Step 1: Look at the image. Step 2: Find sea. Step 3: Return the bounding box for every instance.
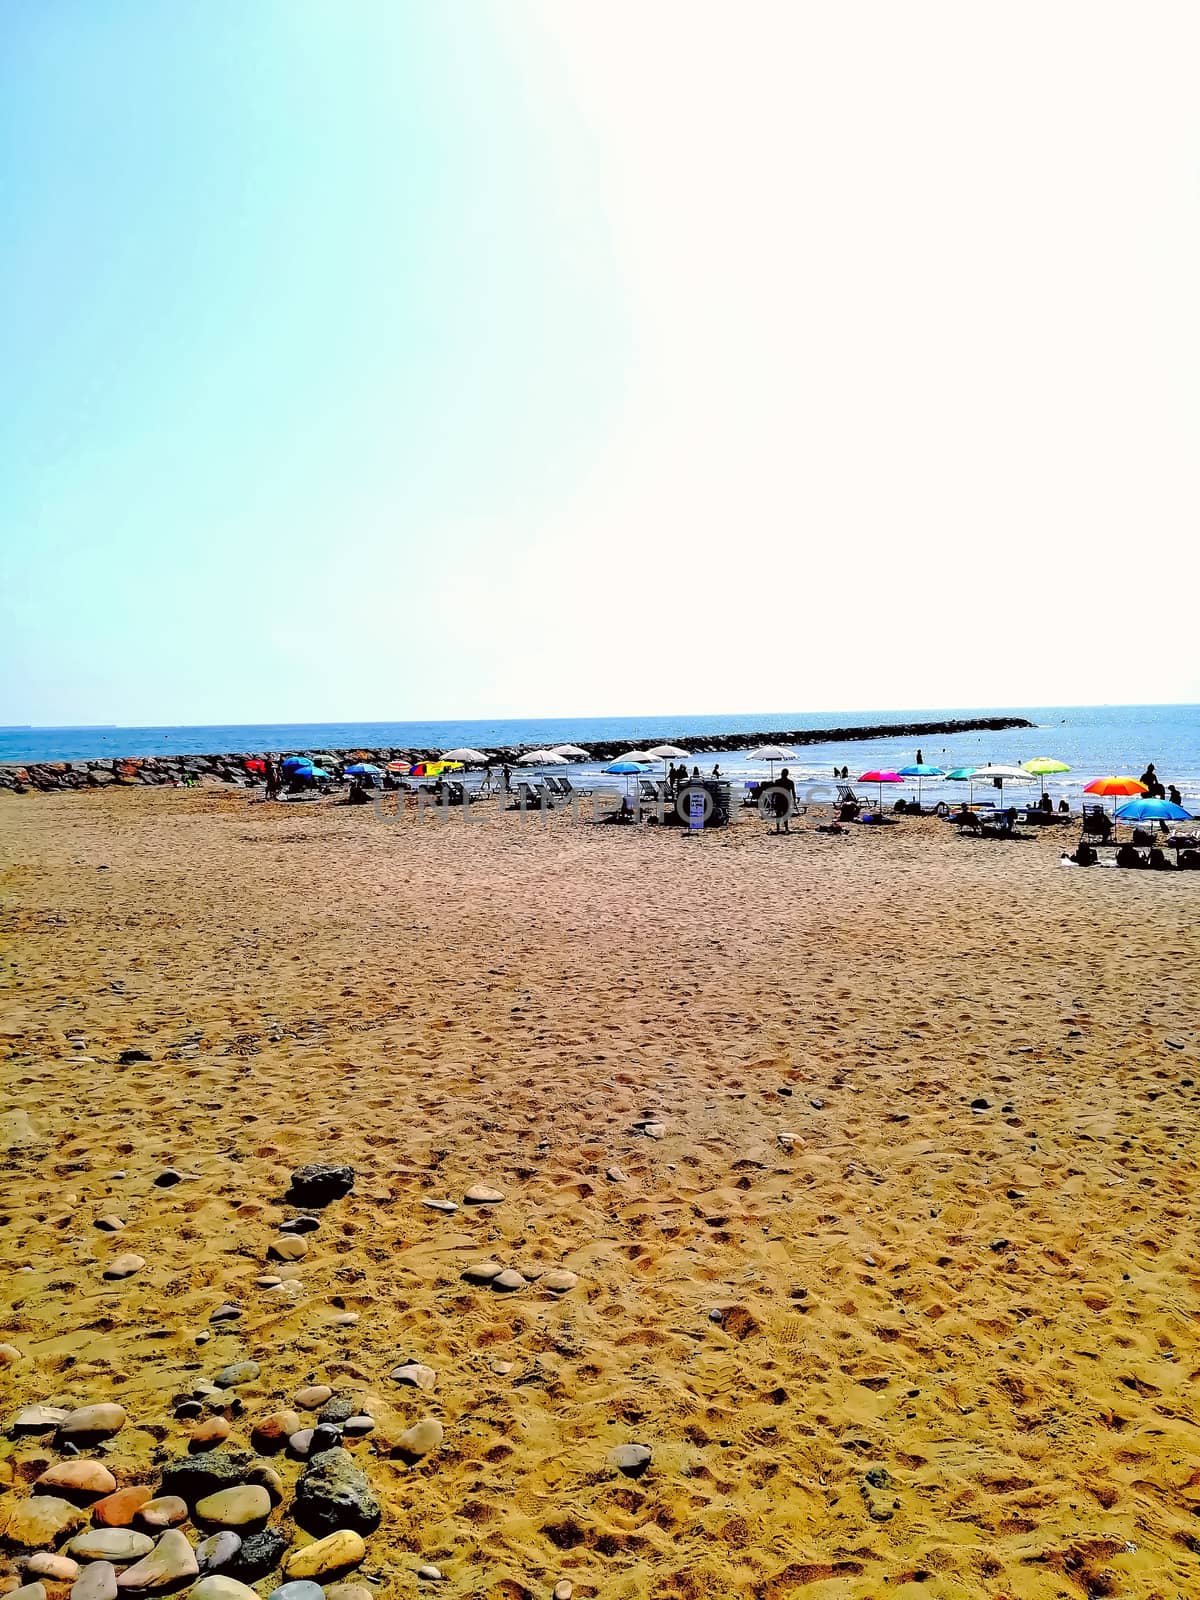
[2,704,1197,807]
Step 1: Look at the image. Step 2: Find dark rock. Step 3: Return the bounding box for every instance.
[279,1216,320,1234]
[118,1050,152,1064]
[286,1165,354,1207]
[309,1424,342,1454]
[317,1397,354,1426]
[161,1448,254,1503]
[293,1449,381,1536]
[226,1527,290,1583]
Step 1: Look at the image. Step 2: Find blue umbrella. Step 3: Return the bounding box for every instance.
[1113,797,1192,823]
[282,756,313,772]
[345,762,382,776]
[604,761,649,774]
[897,763,944,809]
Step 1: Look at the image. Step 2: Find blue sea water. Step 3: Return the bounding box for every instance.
[3,704,1198,805]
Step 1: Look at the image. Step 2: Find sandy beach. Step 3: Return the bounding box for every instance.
[2,786,1199,1600]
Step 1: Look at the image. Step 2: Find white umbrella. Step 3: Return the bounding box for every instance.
[972,764,1033,807]
[551,744,590,760]
[614,750,656,764]
[518,749,567,765]
[749,744,797,780]
[646,744,691,760]
[442,747,488,764]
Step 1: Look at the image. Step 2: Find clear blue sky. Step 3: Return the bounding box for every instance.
[3,3,1197,725]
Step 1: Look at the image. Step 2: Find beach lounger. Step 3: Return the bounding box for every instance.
[1081,803,1112,842]
[512,780,552,810]
[558,775,592,798]
[639,779,668,805]
[836,784,865,810]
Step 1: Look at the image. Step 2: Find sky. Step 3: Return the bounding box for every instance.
[2,1,1197,726]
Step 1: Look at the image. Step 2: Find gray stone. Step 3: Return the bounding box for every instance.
[292,1387,332,1410]
[609,1442,652,1477]
[317,1396,353,1425]
[293,1448,381,1536]
[279,1216,320,1234]
[209,1305,242,1323]
[188,1580,259,1600]
[72,1563,118,1600]
[213,1362,259,1390]
[420,1199,457,1213]
[13,1404,69,1431]
[287,1430,315,1459]
[342,1416,373,1437]
[59,1403,127,1440]
[390,1362,436,1391]
[102,1254,145,1280]
[492,1268,526,1291]
[115,1528,198,1591]
[195,1533,242,1575]
[542,1269,579,1292]
[308,1424,341,1455]
[461,1261,503,1283]
[463,1184,503,1204]
[268,1586,323,1600]
[8,1583,48,1600]
[70,1530,156,1563]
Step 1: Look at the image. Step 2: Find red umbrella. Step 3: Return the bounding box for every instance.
[859,770,904,809]
[244,759,266,774]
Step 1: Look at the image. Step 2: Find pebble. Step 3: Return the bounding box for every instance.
[542,1269,579,1292]
[970,1097,990,1111]
[251,1411,301,1452]
[287,1430,315,1459]
[36,1460,117,1498]
[13,1404,68,1430]
[209,1304,242,1323]
[293,1386,333,1410]
[118,1049,152,1063]
[279,1216,320,1234]
[416,1568,442,1583]
[153,1169,186,1187]
[101,1254,144,1280]
[641,1122,666,1139]
[267,1236,308,1262]
[213,1361,260,1389]
[608,1443,652,1477]
[92,1488,153,1528]
[8,1584,47,1600]
[324,1586,373,1600]
[282,1530,365,1581]
[318,1397,354,1425]
[70,1530,156,1563]
[395,1417,443,1459]
[0,1341,22,1363]
[461,1261,503,1283]
[189,1418,231,1450]
[270,1586,323,1600]
[492,1268,526,1292]
[95,1217,125,1232]
[115,1529,198,1591]
[194,1486,271,1527]
[488,1360,513,1377]
[59,1404,127,1440]
[391,1362,436,1390]
[342,1415,374,1436]
[463,1184,504,1204]
[293,1448,381,1536]
[421,1199,457,1213]
[137,1497,188,1530]
[71,1564,117,1600]
[25,1555,78,1582]
[606,1166,626,1183]
[256,1276,282,1289]
[330,1312,358,1327]
[309,1424,342,1454]
[194,1533,243,1575]
[554,1584,572,1600]
[189,1580,260,1600]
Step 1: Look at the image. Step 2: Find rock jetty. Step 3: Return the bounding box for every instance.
[0,717,1031,794]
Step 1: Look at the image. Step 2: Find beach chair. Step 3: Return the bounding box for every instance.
[1081,803,1111,842]
[639,778,668,805]
[558,775,592,798]
[542,775,570,798]
[512,780,552,810]
[836,784,865,810]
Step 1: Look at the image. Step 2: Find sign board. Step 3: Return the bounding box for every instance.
[688,790,705,832]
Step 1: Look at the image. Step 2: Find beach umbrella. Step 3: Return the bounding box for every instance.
[646,744,691,760]
[551,744,590,760]
[1023,757,1070,777]
[1084,775,1148,814]
[442,747,489,764]
[971,764,1033,807]
[281,756,313,773]
[604,758,648,796]
[1113,797,1191,824]
[385,760,411,773]
[518,750,567,765]
[244,758,266,774]
[345,762,382,777]
[614,750,656,764]
[750,744,797,780]
[859,769,904,808]
[944,765,982,805]
[897,762,944,807]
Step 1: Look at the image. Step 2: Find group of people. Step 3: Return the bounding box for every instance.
[1139,763,1183,805]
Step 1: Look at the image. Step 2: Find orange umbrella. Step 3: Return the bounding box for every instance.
[1084,777,1147,796]
[1084,776,1147,813]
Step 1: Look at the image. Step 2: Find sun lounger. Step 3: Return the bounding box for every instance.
[512,780,552,809]
[1081,803,1112,841]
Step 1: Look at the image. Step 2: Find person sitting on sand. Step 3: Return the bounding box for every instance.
[1148,847,1171,870]
[1058,798,1070,813]
[1115,841,1145,869]
[1039,791,1053,813]
[1067,840,1098,866]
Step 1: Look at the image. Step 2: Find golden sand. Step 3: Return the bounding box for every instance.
[2,787,1199,1599]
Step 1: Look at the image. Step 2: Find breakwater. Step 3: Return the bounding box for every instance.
[0,716,1032,793]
